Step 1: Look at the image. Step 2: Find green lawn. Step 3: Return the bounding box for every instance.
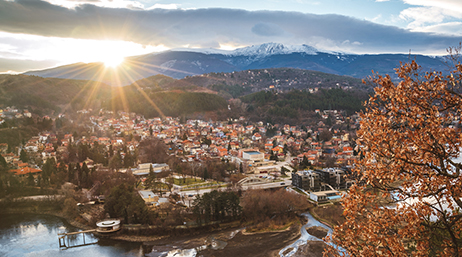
[173,177,205,186]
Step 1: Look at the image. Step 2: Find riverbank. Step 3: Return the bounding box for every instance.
[0,196,335,256]
[1,207,94,231]
[0,201,306,256]
[140,217,304,257]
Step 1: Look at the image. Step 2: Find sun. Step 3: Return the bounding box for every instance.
[103,56,124,68]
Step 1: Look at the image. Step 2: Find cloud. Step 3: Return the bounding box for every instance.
[251,22,285,36]
[0,0,461,55]
[399,0,462,34]
[147,3,179,10]
[403,0,462,13]
[43,0,145,9]
[416,21,462,35]
[0,58,58,74]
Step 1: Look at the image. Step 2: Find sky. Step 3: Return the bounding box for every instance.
[1,0,462,73]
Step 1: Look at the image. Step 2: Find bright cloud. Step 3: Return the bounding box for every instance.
[403,0,462,12]
[44,0,145,9]
[400,0,462,33]
[0,31,168,64]
[416,21,462,36]
[147,3,180,10]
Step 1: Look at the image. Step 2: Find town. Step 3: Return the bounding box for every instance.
[1,105,360,207]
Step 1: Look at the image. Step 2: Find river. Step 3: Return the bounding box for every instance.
[0,213,147,257]
[0,212,338,257]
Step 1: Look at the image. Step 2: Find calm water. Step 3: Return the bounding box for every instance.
[0,213,148,257]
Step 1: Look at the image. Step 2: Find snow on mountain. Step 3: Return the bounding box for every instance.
[169,48,232,55]
[23,42,448,85]
[228,43,318,57]
[169,43,318,57]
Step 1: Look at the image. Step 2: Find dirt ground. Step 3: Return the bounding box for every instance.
[143,222,302,257]
[293,241,328,257]
[306,226,328,239]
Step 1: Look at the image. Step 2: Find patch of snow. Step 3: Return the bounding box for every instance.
[229,43,318,57]
[170,48,232,55]
[160,60,176,71]
[192,61,205,71]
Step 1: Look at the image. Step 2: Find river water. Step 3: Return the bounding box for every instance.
[0,213,147,257]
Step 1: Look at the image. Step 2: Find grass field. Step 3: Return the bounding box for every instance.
[172,177,204,186]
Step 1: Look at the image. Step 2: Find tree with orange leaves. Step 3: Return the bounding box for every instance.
[328,53,462,256]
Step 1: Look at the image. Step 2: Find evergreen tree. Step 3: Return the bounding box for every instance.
[104,183,151,224]
[27,172,35,186]
[109,151,122,171]
[81,162,90,188]
[203,168,209,181]
[0,155,8,173]
[19,149,28,163]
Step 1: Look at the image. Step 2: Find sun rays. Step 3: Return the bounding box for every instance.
[27,46,232,119]
[103,56,125,68]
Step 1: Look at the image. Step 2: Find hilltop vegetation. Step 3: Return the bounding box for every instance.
[130,74,176,90]
[239,88,369,124]
[0,68,369,121]
[106,86,228,118]
[143,68,366,99]
[0,74,112,115]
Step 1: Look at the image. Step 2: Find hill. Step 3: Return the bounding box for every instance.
[0,74,112,115]
[239,88,369,125]
[0,67,370,124]
[104,80,228,117]
[129,68,366,99]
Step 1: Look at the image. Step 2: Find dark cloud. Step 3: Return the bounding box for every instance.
[252,22,284,37]
[251,22,285,37]
[0,0,461,54]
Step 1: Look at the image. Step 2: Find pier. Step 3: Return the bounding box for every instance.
[58,229,97,248]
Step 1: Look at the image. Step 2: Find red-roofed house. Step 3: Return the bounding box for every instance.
[9,167,42,177]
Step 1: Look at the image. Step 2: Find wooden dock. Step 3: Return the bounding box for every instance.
[58,229,97,248]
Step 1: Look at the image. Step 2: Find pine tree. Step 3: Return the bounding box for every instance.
[19,149,28,163]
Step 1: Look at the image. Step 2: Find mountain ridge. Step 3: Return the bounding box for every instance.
[23,42,447,86]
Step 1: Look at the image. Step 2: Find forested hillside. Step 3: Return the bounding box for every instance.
[130,68,366,99]
[0,74,112,115]
[240,88,369,124]
[107,87,228,118]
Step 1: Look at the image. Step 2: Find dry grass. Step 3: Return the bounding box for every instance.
[244,216,300,233]
[311,202,345,227]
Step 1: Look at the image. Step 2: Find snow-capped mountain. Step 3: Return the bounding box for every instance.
[24,43,447,86]
[169,43,318,57]
[228,43,318,57]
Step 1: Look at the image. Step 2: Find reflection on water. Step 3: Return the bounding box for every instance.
[0,213,146,257]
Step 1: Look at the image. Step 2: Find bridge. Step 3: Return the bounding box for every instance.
[237,176,292,190]
[58,229,97,248]
[237,176,267,186]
